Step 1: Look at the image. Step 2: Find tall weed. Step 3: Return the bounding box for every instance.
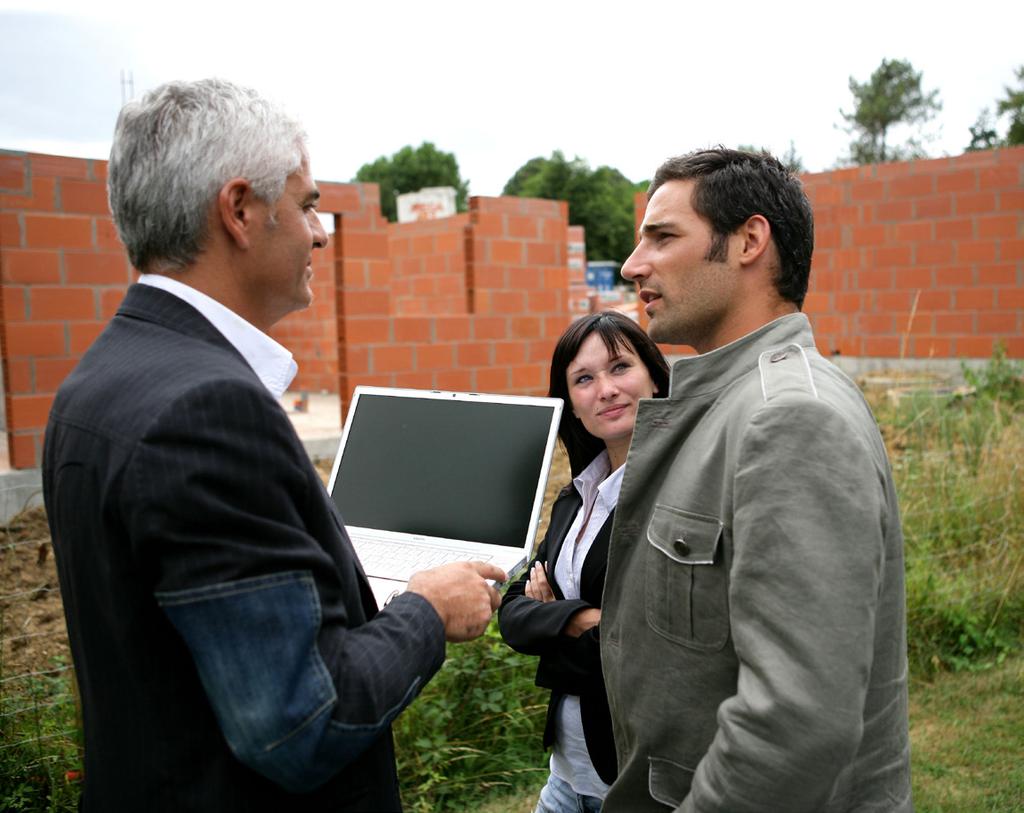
[876,348,1024,674]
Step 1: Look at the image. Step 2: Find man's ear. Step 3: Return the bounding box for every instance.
[735,214,772,268]
[217,178,258,250]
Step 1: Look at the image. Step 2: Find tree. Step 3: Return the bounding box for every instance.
[736,141,806,174]
[966,108,1001,152]
[996,65,1024,146]
[964,65,1024,151]
[502,151,640,266]
[839,58,942,165]
[353,142,470,222]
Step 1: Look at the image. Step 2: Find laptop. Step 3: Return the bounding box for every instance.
[325,386,563,608]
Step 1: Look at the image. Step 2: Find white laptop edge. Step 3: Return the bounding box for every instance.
[325,386,563,603]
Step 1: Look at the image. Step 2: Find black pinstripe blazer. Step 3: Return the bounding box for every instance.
[43,283,444,812]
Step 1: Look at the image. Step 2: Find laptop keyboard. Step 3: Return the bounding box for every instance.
[348,530,492,582]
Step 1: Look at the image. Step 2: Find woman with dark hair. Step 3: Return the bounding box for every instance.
[499,311,670,813]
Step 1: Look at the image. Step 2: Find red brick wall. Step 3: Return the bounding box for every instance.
[11,146,1017,469]
[567,225,589,315]
[335,195,571,405]
[388,214,469,316]
[267,227,338,394]
[0,152,133,469]
[631,147,1024,359]
[1,153,577,468]
[803,147,1023,359]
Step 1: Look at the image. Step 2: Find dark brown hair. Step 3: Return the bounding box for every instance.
[650,147,814,308]
[548,311,670,476]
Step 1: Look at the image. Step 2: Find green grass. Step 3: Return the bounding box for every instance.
[0,661,81,812]
[909,655,1024,812]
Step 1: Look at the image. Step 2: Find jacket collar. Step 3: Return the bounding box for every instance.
[117,283,234,346]
[667,313,815,399]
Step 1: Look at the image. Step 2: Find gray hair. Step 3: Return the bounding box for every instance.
[107,78,307,272]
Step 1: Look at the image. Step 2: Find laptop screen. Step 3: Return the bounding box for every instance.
[328,390,561,549]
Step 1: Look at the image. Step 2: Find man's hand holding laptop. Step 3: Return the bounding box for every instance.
[407,562,507,641]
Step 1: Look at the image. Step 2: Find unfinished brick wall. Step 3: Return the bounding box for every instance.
[632,147,1024,359]
[0,152,575,468]
[567,225,589,315]
[267,232,338,394]
[388,214,470,316]
[6,145,1020,470]
[335,195,571,402]
[802,147,1023,359]
[0,152,132,469]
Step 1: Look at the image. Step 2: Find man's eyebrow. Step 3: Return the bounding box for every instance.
[640,219,673,235]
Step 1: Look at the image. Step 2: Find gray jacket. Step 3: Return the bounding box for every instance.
[601,314,912,812]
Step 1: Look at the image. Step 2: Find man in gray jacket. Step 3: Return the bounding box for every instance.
[601,148,912,812]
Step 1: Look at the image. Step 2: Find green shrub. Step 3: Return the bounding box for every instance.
[395,624,548,812]
[962,342,1024,404]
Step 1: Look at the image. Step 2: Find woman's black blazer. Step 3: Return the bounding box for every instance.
[498,484,616,785]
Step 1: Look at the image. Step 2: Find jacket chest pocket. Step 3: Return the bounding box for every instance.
[644,504,729,650]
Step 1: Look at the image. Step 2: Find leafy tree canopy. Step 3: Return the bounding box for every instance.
[998,65,1024,146]
[502,151,643,266]
[736,141,806,174]
[354,142,469,222]
[839,58,941,165]
[965,65,1024,152]
[966,108,1002,152]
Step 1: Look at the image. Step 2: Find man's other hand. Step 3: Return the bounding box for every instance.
[407,561,506,642]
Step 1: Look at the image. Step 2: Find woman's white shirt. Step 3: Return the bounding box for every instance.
[549,450,623,798]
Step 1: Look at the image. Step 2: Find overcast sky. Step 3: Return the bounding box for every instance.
[1,1,1021,198]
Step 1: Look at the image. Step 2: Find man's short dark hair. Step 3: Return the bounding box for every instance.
[649,147,814,308]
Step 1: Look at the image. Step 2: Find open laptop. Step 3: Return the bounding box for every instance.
[325,386,563,608]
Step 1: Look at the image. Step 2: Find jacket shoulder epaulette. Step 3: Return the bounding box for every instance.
[756,342,820,403]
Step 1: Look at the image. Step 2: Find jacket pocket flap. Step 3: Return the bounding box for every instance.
[648,755,694,808]
[647,504,723,565]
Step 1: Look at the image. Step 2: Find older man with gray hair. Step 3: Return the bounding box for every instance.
[43,78,504,812]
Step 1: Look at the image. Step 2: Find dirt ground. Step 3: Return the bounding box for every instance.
[0,507,67,677]
[1,448,571,682]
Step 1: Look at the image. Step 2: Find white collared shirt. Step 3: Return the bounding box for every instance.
[549,450,622,799]
[137,274,298,398]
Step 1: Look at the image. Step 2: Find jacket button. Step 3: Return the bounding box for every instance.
[673,538,690,556]
[770,351,788,363]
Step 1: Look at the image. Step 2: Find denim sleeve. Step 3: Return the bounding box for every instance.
[157,571,420,792]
